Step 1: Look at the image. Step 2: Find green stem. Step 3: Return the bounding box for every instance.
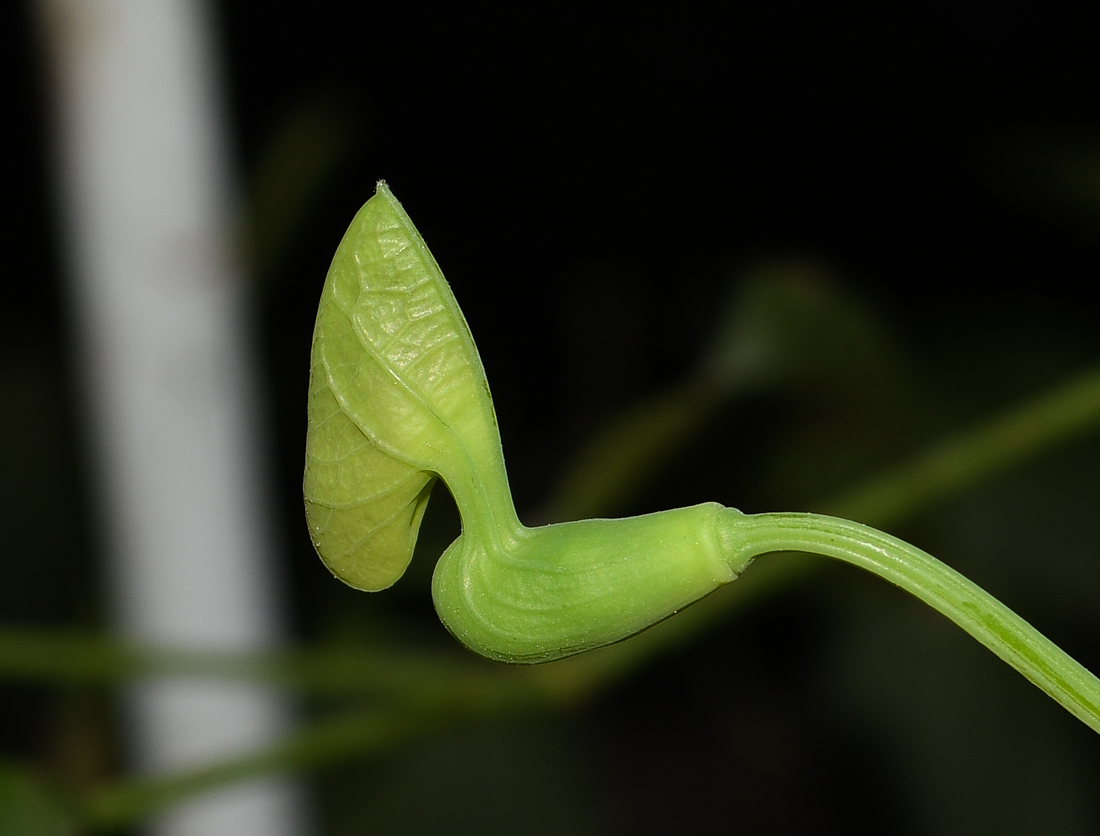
[717,509,1100,734]
[79,709,420,830]
[823,365,1100,528]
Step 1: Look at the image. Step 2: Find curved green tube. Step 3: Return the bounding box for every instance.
[305,182,1100,735]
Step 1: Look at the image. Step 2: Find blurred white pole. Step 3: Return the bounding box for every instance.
[35,1,309,834]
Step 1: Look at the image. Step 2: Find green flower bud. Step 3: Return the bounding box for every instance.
[433,502,744,663]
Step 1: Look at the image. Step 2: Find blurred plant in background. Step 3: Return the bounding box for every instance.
[3,4,1100,834]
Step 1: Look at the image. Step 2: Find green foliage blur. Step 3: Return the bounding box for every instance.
[4,5,1100,834]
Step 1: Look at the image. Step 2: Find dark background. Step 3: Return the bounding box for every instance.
[4,4,1100,834]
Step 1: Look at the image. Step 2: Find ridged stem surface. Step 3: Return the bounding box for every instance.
[718,509,1100,734]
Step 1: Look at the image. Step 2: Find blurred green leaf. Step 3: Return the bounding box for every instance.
[0,761,73,836]
[546,260,924,520]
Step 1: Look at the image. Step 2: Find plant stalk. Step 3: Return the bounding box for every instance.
[718,509,1100,734]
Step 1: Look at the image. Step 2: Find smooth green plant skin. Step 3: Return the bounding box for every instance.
[305,182,1100,733]
[433,503,742,663]
[304,182,744,660]
[304,181,517,591]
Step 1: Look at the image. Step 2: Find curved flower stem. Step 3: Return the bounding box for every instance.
[717,509,1100,734]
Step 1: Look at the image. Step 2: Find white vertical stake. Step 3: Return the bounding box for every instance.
[35,1,308,833]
